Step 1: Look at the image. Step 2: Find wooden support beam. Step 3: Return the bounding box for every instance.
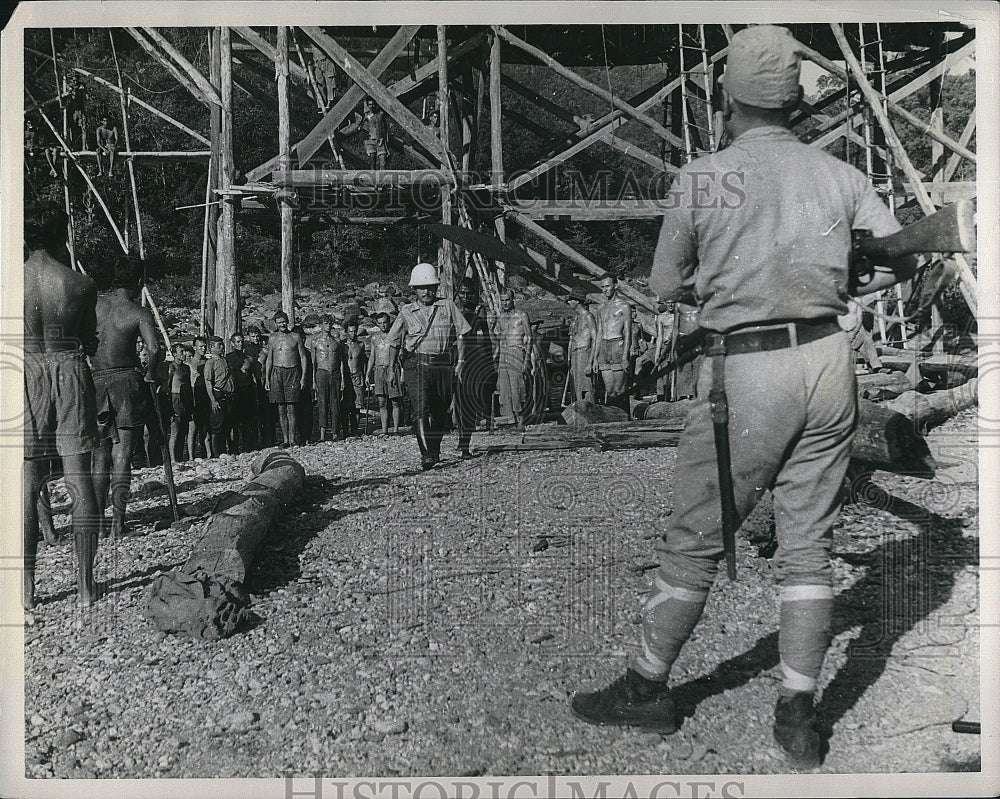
[71,66,210,146]
[141,27,223,107]
[437,26,455,297]
[230,25,311,85]
[508,211,657,317]
[495,26,683,150]
[64,150,211,158]
[943,114,976,183]
[830,24,977,316]
[800,36,977,165]
[203,28,221,335]
[300,27,447,165]
[215,27,239,341]
[277,26,295,325]
[125,27,213,108]
[511,199,669,221]
[110,31,145,260]
[271,168,457,188]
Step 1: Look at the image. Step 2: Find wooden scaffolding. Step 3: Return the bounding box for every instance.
[31,23,978,344]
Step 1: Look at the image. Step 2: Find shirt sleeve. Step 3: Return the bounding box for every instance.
[852,179,902,239]
[649,167,698,300]
[386,312,406,347]
[449,301,472,337]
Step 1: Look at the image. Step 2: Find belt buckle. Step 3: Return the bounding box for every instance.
[786,323,798,348]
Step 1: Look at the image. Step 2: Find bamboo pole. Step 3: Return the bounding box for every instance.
[71,66,210,145]
[199,154,213,335]
[49,30,77,269]
[204,28,222,334]
[438,25,454,298]
[942,114,976,183]
[277,26,295,324]
[829,24,977,316]
[494,26,683,149]
[490,31,506,289]
[110,32,145,259]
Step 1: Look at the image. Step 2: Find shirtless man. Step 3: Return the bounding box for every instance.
[188,336,210,458]
[168,343,193,461]
[263,311,307,446]
[95,117,119,177]
[365,312,402,436]
[566,287,596,402]
[91,255,163,540]
[592,275,632,410]
[492,289,532,430]
[308,314,344,441]
[23,204,102,609]
[343,319,367,436]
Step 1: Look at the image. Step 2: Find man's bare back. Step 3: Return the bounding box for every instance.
[23,249,98,355]
[91,292,159,373]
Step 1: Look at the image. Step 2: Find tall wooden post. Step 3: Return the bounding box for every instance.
[204,28,221,334]
[215,26,239,340]
[437,25,453,297]
[277,25,295,324]
[489,31,506,289]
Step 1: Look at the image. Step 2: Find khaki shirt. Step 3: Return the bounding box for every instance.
[388,299,471,355]
[203,355,235,395]
[650,126,901,332]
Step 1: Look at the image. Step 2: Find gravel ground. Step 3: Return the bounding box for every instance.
[22,408,981,779]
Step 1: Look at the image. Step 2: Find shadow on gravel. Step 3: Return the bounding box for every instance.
[39,559,187,606]
[245,475,386,595]
[672,489,977,755]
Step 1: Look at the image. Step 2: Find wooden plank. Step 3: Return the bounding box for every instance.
[495,26,683,149]
[215,26,239,342]
[271,168,457,188]
[943,115,976,183]
[229,25,311,84]
[300,27,447,165]
[70,66,210,146]
[512,199,668,221]
[126,27,212,107]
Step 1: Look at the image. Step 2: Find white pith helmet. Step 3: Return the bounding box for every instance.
[409,262,439,287]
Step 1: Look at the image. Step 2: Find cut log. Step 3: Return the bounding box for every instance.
[561,398,628,426]
[851,399,936,477]
[886,379,978,433]
[856,371,914,401]
[182,449,306,583]
[639,399,694,423]
[144,449,306,640]
[875,352,978,383]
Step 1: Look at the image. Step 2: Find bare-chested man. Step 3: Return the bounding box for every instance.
[342,318,367,436]
[23,204,102,609]
[592,275,633,410]
[308,314,344,441]
[263,311,308,446]
[566,287,596,402]
[492,289,532,430]
[366,311,403,436]
[91,255,163,540]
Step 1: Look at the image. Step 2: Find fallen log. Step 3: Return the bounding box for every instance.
[856,371,913,401]
[886,379,978,433]
[875,352,978,383]
[638,399,694,422]
[561,398,628,426]
[144,449,306,640]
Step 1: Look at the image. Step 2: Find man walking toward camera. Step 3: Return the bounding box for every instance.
[387,263,470,470]
[263,311,308,446]
[569,26,917,770]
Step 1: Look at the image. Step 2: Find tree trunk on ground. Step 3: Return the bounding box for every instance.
[886,379,978,434]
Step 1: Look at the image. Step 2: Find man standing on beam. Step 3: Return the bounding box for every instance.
[569,25,917,771]
[388,263,471,470]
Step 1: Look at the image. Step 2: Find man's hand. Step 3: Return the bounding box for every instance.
[212,400,221,414]
[300,379,306,390]
[455,360,465,383]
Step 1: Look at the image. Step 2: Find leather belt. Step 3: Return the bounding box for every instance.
[704,318,840,356]
[414,352,454,365]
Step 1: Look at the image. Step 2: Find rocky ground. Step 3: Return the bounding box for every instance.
[21,403,982,781]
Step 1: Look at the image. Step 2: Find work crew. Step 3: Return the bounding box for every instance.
[570,25,917,771]
[566,287,596,402]
[91,255,163,541]
[592,274,633,412]
[23,204,103,609]
[493,288,533,431]
[387,262,471,470]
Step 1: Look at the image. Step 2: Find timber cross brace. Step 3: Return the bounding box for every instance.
[34,23,978,344]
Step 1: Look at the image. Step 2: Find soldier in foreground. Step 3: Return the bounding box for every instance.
[592,275,632,411]
[566,287,596,402]
[570,26,917,770]
[263,311,308,447]
[23,205,102,608]
[91,255,163,541]
[387,263,470,470]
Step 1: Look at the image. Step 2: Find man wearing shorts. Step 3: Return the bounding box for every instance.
[168,343,194,461]
[592,275,633,412]
[366,311,402,436]
[91,255,163,540]
[263,311,307,446]
[23,204,102,609]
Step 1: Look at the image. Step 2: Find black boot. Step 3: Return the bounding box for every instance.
[773,692,822,770]
[415,417,437,470]
[570,669,677,733]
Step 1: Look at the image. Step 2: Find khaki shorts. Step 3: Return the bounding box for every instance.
[23,350,100,460]
[94,367,149,442]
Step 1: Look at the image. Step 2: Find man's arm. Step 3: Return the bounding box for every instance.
[78,280,99,357]
[853,257,920,297]
[204,361,220,411]
[138,308,163,382]
[591,310,603,372]
[262,341,272,389]
[296,336,308,388]
[622,304,633,370]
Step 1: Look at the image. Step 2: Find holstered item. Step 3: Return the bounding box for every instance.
[705,336,739,582]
